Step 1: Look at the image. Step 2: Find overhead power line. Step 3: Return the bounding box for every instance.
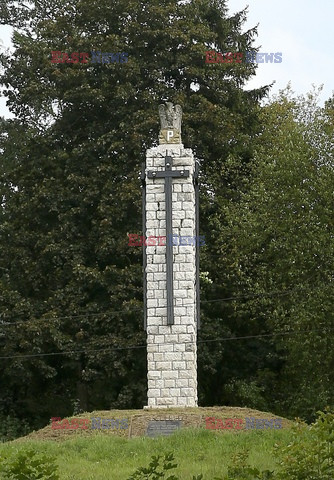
[0,326,332,360]
[0,280,330,327]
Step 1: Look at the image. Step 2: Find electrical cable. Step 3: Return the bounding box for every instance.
[0,326,333,360]
[0,279,330,327]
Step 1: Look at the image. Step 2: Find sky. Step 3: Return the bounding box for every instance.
[227,0,334,105]
[0,0,333,118]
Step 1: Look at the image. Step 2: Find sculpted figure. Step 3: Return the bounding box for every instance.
[158,102,182,144]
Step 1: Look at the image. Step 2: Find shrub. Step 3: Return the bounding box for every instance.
[0,414,30,443]
[274,409,334,480]
[0,447,59,479]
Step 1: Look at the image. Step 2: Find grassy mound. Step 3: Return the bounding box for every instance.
[16,406,292,442]
[0,407,296,479]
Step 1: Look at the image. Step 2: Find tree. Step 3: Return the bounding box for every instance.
[0,0,266,429]
[224,86,334,420]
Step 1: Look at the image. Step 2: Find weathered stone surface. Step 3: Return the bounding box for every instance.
[145,130,198,408]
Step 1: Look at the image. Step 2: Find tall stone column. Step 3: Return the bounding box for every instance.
[142,103,199,408]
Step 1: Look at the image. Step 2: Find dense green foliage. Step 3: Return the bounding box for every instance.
[221,88,334,419]
[0,414,30,443]
[0,448,59,480]
[0,0,265,431]
[0,0,333,436]
[275,410,334,480]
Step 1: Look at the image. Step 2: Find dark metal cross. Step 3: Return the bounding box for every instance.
[147,153,190,325]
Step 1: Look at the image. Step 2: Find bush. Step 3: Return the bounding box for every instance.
[0,414,30,443]
[0,447,59,479]
[274,409,334,480]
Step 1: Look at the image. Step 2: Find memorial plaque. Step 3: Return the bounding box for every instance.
[128,414,201,438]
[146,420,182,437]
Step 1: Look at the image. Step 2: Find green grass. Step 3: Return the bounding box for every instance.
[0,428,294,479]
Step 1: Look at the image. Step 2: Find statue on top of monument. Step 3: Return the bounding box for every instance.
[158,102,182,144]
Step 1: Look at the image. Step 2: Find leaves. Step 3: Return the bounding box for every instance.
[223,88,334,420]
[0,448,59,480]
[127,452,178,480]
[0,0,264,428]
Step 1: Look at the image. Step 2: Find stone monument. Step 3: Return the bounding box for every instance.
[142,103,200,408]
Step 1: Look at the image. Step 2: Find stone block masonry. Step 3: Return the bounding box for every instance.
[144,143,198,408]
